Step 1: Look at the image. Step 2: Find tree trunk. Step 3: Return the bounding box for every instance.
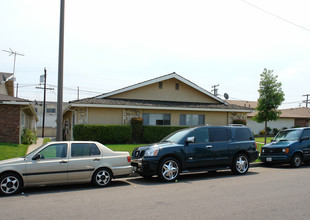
[264,120,267,144]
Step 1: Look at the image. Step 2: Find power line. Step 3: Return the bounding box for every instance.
[241,0,310,32]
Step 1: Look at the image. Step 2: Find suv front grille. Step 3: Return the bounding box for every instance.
[262,148,283,154]
[132,150,145,158]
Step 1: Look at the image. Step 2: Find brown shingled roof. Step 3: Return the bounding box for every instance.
[0,94,29,102]
[70,97,252,111]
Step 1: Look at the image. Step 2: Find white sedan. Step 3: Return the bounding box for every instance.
[0,141,132,196]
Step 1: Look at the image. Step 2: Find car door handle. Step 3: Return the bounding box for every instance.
[206,145,213,148]
[93,158,100,161]
[60,161,67,163]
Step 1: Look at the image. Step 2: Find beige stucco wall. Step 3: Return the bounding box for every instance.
[110,78,219,104]
[88,108,123,125]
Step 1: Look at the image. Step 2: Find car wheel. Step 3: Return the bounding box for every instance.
[290,153,302,168]
[157,157,180,182]
[231,154,249,175]
[0,173,22,196]
[92,168,112,187]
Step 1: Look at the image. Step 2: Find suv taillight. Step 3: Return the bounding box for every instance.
[127,156,131,162]
[255,142,258,150]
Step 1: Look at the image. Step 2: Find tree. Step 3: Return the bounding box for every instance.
[253,68,285,144]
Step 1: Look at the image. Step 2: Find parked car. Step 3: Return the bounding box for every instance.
[260,127,310,167]
[0,141,132,196]
[131,125,258,181]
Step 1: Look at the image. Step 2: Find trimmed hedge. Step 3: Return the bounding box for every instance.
[131,117,143,143]
[73,124,131,144]
[142,126,188,143]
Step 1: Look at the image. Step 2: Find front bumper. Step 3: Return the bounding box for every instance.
[131,157,160,176]
[260,154,290,163]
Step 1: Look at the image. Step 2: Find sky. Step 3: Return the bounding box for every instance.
[0,0,309,109]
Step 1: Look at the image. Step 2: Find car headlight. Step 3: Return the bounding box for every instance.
[282,148,289,153]
[145,147,159,156]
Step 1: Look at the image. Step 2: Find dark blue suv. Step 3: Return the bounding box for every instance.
[260,127,310,167]
[131,126,258,182]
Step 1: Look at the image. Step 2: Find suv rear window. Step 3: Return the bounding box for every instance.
[210,128,231,142]
[236,128,253,141]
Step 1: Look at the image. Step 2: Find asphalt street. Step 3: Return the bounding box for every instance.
[1,164,310,220]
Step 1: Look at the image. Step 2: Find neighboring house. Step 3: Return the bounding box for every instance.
[63,72,252,140]
[0,72,14,96]
[228,100,310,135]
[0,94,38,144]
[33,101,69,137]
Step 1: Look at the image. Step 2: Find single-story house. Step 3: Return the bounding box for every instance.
[63,72,253,141]
[228,100,310,135]
[0,94,38,144]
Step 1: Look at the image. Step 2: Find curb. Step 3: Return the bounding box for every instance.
[250,162,264,167]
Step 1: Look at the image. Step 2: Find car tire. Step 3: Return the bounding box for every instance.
[231,154,249,175]
[92,168,112,187]
[290,153,302,168]
[0,173,22,196]
[157,157,180,182]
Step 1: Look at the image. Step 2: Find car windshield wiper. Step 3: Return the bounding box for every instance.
[161,140,173,143]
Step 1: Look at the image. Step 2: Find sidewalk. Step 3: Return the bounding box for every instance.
[27,137,44,154]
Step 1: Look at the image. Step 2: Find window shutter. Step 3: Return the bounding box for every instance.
[198,115,205,125]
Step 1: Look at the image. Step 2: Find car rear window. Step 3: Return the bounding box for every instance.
[210,128,231,142]
[71,143,100,157]
[235,128,253,141]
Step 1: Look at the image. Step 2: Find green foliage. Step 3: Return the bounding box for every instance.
[131,117,143,143]
[259,130,266,136]
[73,124,131,144]
[142,126,188,143]
[253,68,285,123]
[21,128,37,145]
[266,126,271,135]
[272,128,279,135]
[232,119,246,125]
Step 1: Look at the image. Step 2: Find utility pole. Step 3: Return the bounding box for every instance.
[16,83,18,97]
[303,94,310,108]
[36,68,54,138]
[2,48,24,97]
[77,86,79,100]
[211,84,219,96]
[56,0,65,141]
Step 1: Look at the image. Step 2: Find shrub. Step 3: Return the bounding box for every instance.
[21,128,37,145]
[259,130,266,136]
[142,126,188,143]
[266,127,271,135]
[272,128,279,135]
[232,119,246,125]
[131,117,143,143]
[73,124,131,144]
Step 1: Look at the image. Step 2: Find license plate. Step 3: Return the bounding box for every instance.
[267,157,272,162]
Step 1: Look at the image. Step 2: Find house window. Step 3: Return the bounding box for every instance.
[142,113,171,125]
[175,83,179,90]
[46,108,56,113]
[180,114,205,126]
[21,112,25,127]
[158,82,163,89]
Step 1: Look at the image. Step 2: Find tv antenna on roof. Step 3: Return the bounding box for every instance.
[2,48,25,77]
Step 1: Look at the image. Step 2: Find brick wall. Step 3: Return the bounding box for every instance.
[0,105,20,143]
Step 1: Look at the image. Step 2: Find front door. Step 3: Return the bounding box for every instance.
[185,128,214,168]
[25,143,68,184]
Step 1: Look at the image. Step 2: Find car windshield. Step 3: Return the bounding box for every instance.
[161,129,191,144]
[25,143,48,158]
[274,130,302,141]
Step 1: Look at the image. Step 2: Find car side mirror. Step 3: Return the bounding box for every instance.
[300,136,309,142]
[32,154,41,160]
[186,136,195,144]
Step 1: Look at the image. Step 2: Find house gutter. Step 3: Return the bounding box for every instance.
[70,103,253,113]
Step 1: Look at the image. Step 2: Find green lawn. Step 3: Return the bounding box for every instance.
[106,144,146,155]
[255,137,274,143]
[0,143,29,161]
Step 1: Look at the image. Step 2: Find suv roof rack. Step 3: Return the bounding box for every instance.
[229,124,246,127]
